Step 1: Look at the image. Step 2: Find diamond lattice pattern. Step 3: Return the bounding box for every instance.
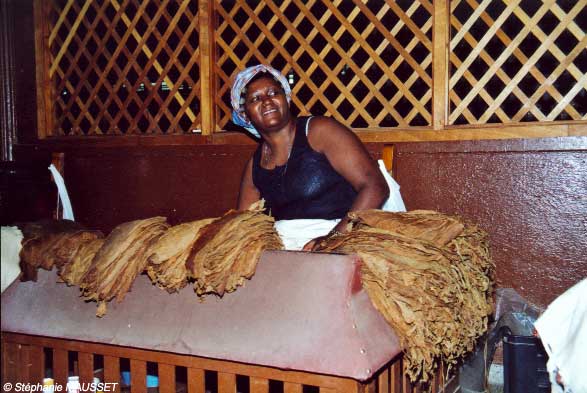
[44,0,585,136]
[215,0,433,131]
[48,0,201,135]
[449,0,587,124]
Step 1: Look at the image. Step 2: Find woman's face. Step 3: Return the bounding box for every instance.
[243,76,291,132]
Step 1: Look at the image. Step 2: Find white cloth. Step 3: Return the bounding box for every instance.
[49,164,75,221]
[1,226,23,293]
[534,279,587,393]
[276,161,406,250]
[275,219,339,251]
[377,160,406,212]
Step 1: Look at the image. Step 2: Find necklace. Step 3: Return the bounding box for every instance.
[262,122,295,173]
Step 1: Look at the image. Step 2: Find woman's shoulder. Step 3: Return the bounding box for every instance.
[307,116,352,139]
[305,116,353,153]
[307,115,340,127]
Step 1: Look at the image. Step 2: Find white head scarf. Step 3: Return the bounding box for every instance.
[230,65,292,138]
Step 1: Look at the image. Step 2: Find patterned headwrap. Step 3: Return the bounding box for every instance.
[231,65,292,139]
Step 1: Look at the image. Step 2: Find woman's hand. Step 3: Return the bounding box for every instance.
[302,235,328,251]
[302,220,349,251]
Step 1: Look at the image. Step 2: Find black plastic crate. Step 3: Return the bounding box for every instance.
[503,334,550,393]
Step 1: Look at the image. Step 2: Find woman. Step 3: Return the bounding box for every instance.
[232,65,391,251]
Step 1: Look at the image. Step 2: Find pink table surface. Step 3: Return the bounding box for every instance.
[1,250,401,380]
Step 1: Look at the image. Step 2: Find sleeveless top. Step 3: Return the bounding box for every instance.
[252,116,357,220]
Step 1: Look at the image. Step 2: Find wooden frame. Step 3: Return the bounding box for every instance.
[29,0,586,142]
[2,333,458,393]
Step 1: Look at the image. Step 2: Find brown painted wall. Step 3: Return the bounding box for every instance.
[394,137,587,308]
[62,145,254,231]
[8,143,382,231]
[8,138,586,309]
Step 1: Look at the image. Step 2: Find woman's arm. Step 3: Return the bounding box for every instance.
[237,157,261,210]
[302,117,389,250]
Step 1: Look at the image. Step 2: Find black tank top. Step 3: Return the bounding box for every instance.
[252,116,357,220]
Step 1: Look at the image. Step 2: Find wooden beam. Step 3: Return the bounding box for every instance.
[199,0,216,135]
[432,0,449,130]
[33,0,51,138]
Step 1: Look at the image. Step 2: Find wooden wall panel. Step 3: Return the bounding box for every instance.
[8,137,586,309]
[60,145,254,232]
[0,159,56,225]
[10,0,37,144]
[393,136,587,307]
[6,142,380,229]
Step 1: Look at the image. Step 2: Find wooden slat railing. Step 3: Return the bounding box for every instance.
[78,352,94,385]
[53,348,68,387]
[105,354,122,386]
[1,333,459,393]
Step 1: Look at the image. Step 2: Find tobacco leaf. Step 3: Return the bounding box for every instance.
[19,220,103,271]
[59,238,106,286]
[146,218,217,292]
[80,217,169,316]
[317,210,493,384]
[187,201,283,297]
[348,209,465,247]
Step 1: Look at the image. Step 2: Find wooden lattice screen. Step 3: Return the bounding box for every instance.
[449,0,587,125]
[215,1,433,131]
[40,0,201,136]
[35,0,586,137]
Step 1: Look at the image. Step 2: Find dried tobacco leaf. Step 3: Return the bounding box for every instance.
[80,217,169,316]
[146,218,217,292]
[19,220,103,271]
[349,210,464,247]
[317,210,493,383]
[59,238,105,286]
[187,201,283,297]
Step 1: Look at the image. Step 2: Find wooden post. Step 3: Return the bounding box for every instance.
[103,355,120,385]
[130,359,147,393]
[158,363,176,393]
[199,0,216,135]
[1,0,17,160]
[250,376,269,393]
[381,145,394,173]
[33,0,52,138]
[187,368,205,393]
[432,0,449,130]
